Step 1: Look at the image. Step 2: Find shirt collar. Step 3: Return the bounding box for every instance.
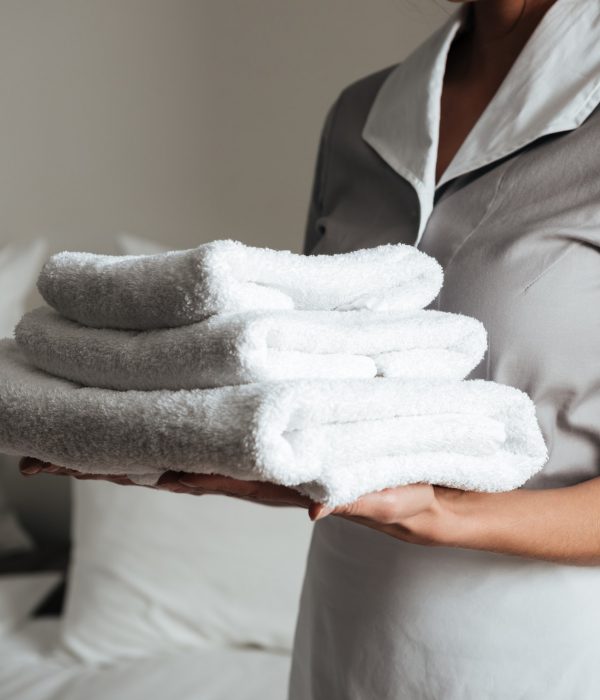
[362,0,600,246]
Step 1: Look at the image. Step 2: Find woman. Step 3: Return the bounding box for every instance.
[22,0,600,696]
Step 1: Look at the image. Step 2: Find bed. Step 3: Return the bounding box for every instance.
[0,575,291,700]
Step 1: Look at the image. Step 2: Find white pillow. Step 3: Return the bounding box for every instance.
[0,572,61,638]
[0,239,46,338]
[61,479,312,664]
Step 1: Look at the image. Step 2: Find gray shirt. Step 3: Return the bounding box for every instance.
[288,2,600,698]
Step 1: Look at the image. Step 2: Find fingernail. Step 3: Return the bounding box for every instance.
[178,480,196,489]
[21,465,42,475]
[311,505,333,521]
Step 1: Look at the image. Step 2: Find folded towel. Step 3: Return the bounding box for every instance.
[15,307,487,390]
[0,340,547,505]
[36,240,443,330]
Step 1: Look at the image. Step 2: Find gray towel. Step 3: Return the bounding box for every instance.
[36,240,443,330]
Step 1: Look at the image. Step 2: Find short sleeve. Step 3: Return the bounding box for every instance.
[302,95,341,255]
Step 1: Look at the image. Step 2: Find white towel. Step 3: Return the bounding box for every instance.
[15,307,487,390]
[0,340,547,506]
[36,240,443,330]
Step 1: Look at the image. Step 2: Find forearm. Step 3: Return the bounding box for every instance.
[431,476,600,565]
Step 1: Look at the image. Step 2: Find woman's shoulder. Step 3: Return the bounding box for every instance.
[338,62,399,106]
[319,62,399,146]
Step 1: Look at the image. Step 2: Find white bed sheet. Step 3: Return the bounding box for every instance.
[0,618,292,700]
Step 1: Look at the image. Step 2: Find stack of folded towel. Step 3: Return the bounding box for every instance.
[0,239,547,506]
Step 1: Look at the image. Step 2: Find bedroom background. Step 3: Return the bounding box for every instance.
[0,1,446,698]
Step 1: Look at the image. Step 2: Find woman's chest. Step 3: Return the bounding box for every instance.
[421,121,600,381]
[317,108,600,389]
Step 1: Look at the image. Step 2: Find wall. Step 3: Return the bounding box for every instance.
[0,0,448,255]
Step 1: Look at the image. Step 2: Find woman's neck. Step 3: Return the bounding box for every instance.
[464,0,558,78]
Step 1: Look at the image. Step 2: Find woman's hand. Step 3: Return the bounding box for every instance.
[20,457,600,563]
[19,457,138,486]
[309,483,460,547]
[19,456,455,545]
[18,458,450,541]
[172,472,455,547]
[19,457,314,509]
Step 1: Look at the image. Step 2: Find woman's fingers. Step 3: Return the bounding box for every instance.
[155,470,187,490]
[175,472,312,507]
[19,458,312,508]
[19,457,137,485]
[310,483,437,523]
[20,457,82,477]
[19,458,75,477]
[19,457,47,476]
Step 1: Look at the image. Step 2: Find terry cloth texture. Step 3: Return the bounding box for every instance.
[0,340,547,506]
[15,307,487,390]
[36,239,443,330]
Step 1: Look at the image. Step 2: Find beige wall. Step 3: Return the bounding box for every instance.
[0,0,447,256]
